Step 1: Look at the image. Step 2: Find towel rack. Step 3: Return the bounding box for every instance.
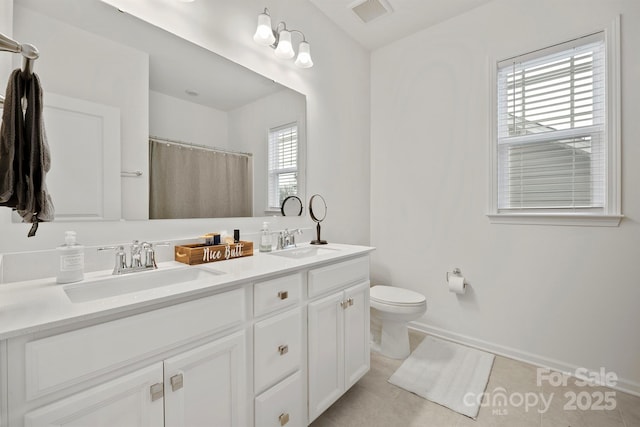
[0,32,39,105]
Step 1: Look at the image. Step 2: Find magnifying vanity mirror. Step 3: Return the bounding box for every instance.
[12,0,306,222]
[281,196,303,216]
[309,194,327,245]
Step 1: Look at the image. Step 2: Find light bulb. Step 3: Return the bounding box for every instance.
[253,13,275,46]
[294,41,313,68]
[274,30,295,59]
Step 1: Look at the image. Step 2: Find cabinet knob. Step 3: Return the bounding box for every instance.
[279,412,290,426]
[150,382,164,401]
[170,373,184,392]
[278,344,289,355]
[278,291,288,300]
[348,297,354,306]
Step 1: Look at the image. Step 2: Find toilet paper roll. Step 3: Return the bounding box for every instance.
[448,275,466,294]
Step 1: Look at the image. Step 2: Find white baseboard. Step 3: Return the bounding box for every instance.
[409,321,640,397]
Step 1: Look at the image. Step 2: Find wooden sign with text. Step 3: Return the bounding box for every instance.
[174,241,253,265]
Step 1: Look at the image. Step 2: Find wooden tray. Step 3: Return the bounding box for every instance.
[174,241,253,265]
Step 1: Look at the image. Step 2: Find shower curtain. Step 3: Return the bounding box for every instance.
[149,139,252,219]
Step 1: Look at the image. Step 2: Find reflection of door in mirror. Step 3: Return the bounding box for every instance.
[28,93,121,222]
[13,0,306,220]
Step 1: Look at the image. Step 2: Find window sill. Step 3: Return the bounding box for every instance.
[486,213,623,227]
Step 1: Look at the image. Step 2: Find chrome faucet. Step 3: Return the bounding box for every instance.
[277,229,303,250]
[98,241,167,275]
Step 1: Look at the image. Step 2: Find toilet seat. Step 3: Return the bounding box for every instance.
[370,285,425,307]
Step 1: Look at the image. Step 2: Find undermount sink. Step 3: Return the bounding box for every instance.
[64,268,224,303]
[269,246,338,259]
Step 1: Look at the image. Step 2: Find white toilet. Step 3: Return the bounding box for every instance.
[370,285,427,359]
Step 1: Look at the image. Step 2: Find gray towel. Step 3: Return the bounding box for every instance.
[0,69,54,235]
[0,69,24,204]
[17,72,54,226]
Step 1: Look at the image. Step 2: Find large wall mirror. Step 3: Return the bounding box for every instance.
[11,0,306,221]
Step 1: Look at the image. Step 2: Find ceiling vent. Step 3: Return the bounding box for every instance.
[350,0,393,23]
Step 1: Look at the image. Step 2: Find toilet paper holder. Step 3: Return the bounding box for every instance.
[446,268,463,282]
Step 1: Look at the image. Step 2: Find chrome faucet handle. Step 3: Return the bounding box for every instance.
[98,245,127,275]
[141,242,155,268]
[277,231,286,250]
[291,229,302,247]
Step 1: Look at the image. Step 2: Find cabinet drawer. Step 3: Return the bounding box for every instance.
[24,288,245,400]
[254,308,302,394]
[254,273,302,317]
[308,257,369,298]
[255,371,304,427]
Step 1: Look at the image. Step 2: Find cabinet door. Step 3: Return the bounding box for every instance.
[307,292,345,423]
[344,281,370,389]
[164,330,246,427]
[24,363,164,427]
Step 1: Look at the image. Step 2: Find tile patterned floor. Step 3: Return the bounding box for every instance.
[311,331,640,427]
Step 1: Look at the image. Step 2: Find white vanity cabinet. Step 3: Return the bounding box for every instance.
[0,247,373,427]
[307,258,371,422]
[7,288,247,427]
[23,331,247,427]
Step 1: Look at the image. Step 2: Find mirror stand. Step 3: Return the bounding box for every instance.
[310,222,327,245]
[309,194,327,245]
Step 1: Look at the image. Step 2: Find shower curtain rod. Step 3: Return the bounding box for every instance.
[0,32,40,105]
[149,135,253,157]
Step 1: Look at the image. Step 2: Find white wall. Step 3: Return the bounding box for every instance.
[228,89,306,216]
[0,0,370,252]
[371,0,640,394]
[149,90,229,149]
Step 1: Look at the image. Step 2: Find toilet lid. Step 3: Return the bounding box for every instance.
[370,285,426,306]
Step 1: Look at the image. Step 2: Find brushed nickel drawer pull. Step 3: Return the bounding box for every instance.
[170,373,184,392]
[279,412,290,426]
[150,382,164,401]
[278,291,288,300]
[340,300,348,309]
[278,344,289,355]
[348,297,354,306]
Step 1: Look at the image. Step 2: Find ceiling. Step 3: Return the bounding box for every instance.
[308,0,494,51]
[17,0,285,111]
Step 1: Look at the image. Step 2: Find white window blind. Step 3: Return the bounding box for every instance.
[268,123,298,209]
[496,33,606,212]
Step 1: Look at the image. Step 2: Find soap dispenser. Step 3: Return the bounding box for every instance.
[259,222,272,252]
[56,231,85,284]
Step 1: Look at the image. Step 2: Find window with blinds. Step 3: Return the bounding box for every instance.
[496,33,606,212]
[268,123,298,210]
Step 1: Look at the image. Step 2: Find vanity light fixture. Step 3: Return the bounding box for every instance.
[253,8,313,68]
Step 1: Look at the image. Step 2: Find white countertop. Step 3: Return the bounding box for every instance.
[0,243,374,340]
